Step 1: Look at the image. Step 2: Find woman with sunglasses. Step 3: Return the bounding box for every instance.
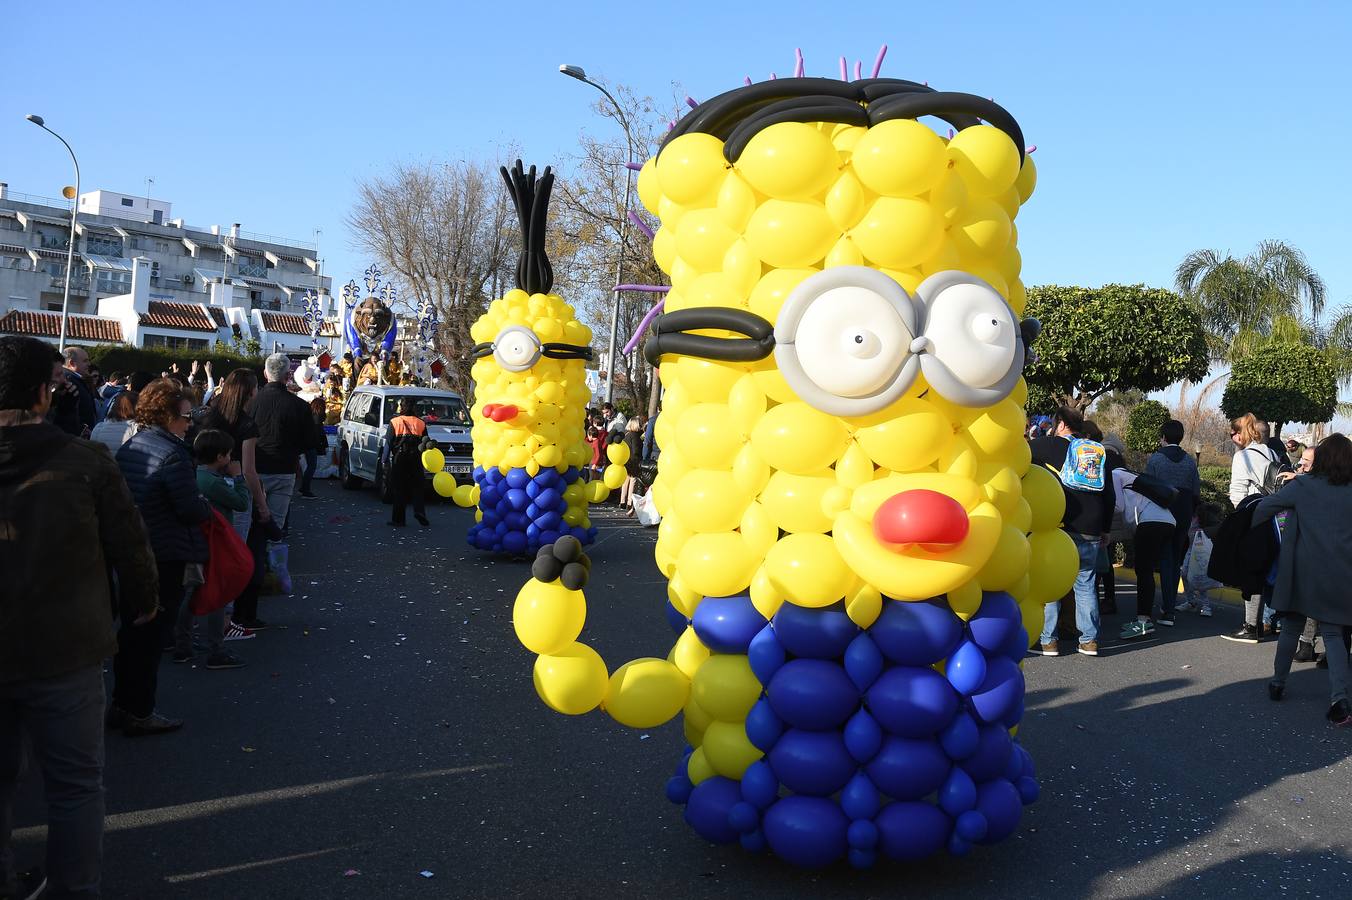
[108,379,210,736]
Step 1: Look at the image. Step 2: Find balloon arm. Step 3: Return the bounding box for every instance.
[627,210,655,241]
[621,298,666,356]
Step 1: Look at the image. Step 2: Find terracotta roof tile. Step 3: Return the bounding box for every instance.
[140,301,215,332]
[259,311,313,335]
[208,307,227,327]
[0,310,123,343]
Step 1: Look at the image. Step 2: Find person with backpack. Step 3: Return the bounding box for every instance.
[1146,420,1201,623]
[1029,406,1117,657]
[1103,435,1178,638]
[1257,433,1352,726]
[384,397,429,528]
[1224,412,1283,643]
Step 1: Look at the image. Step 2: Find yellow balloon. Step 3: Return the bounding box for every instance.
[825,170,868,231]
[513,580,585,655]
[585,480,611,504]
[602,464,628,490]
[849,119,947,198]
[978,524,1031,591]
[744,199,836,268]
[676,208,739,273]
[853,400,954,471]
[533,642,608,716]
[760,469,835,534]
[421,448,445,473]
[1022,465,1067,532]
[948,125,1021,198]
[692,654,762,722]
[607,442,632,466]
[739,501,778,558]
[1014,153,1038,204]
[749,402,850,474]
[948,578,983,620]
[737,122,838,200]
[676,532,759,599]
[674,469,748,533]
[951,197,1012,259]
[671,626,710,678]
[450,482,475,506]
[702,720,764,779]
[656,132,726,207]
[1027,528,1079,605]
[675,403,743,469]
[603,658,690,728]
[432,471,456,498]
[850,196,943,269]
[687,746,716,785]
[534,444,562,468]
[749,565,783,620]
[845,583,882,628]
[767,533,852,608]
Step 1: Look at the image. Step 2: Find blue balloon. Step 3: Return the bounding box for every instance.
[876,801,951,861]
[841,772,880,820]
[562,466,580,484]
[665,775,692,804]
[1003,741,1025,783]
[729,801,759,834]
[865,667,959,738]
[968,591,1021,652]
[1015,743,1035,780]
[870,597,963,665]
[772,601,857,659]
[962,723,1014,783]
[843,709,883,763]
[526,523,541,542]
[847,847,877,869]
[505,511,529,531]
[955,809,987,843]
[473,465,485,480]
[474,530,495,551]
[939,710,980,760]
[525,503,541,520]
[693,596,765,653]
[506,488,530,511]
[536,487,562,510]
[768,659,860,730]
[938,767,977,817]
[502,531,527,556]
[484,467,502,485]
[739,829,767,853]
[969,656,1024,725]
[536,511,562,531]
[744,698,784,752]
[539,529,560,546]
[1000,624,1030,661]
[768,729,855,796]
[480,486,501,508]
[741,759,779,809]
[525,480,541,499]
[947,834,970,856]
[684,777,741,845]
[945,639,988,696]
[847,819,878,850]
[763,796,848,868]
[975,778,1023,843]
[1017,775,1039,806]
[866,736,951,801]
[844,633,885,692]
[1001,696,1025,730]
[748,624,786,684]
[665,601,689,635]
[505,468,531,489]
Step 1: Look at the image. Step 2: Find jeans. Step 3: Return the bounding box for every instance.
[1042,532,1100,646]
[389,458,425,526]
[112,560,184,719]
[1157,531,1182,617]
[1244,584,1275,628]
[173,596,224,656]
[258,473,295,532]
[1272,615,1351,704]
[1133,522,1175,618]
[0,665,105,899]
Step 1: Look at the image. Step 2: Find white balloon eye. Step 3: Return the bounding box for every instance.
[493,326,543,372]
[913,272,1024,406]
[774,267,921,416]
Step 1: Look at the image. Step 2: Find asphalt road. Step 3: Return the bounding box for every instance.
[13,479,1352,899]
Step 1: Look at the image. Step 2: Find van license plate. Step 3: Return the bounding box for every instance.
[445,463,472,474]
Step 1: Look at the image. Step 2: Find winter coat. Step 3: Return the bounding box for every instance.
[1254,476,1352,626]
[0,418,159,683]
[1229,442,1280,507]
[1029,434,1118,537]
[1111,468,1175,532]
[116,426,210,563]
[51,369,97,435]
[1147,443,1200,531]
[250,382,317,475]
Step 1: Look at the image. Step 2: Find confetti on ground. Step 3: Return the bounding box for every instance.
[343,869,361,877]
[420,870,435,878]
[242,746,255,753]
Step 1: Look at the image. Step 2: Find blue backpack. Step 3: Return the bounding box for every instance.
[1056,438,1106,492]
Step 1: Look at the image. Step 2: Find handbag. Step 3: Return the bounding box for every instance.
[1126,471,1178,508]
[192,508,254,615]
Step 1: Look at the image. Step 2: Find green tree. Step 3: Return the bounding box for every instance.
[1022,284,1209,412]
[1125,399,1171,453]
[1175,240,1326,362]
[1220,343,1336,436]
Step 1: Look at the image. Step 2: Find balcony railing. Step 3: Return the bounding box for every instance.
[40,236,70,250]
[237,262,269,278]
[86,239,123,257]
[50,275,91,291]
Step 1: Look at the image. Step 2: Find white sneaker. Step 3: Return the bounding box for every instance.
[224,623,256,641]
[1199,606,1214,617]
[1176,599,1198,613]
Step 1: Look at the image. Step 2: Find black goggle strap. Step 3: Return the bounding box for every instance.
[541,343,594,361]
[468,342,494,361]
[643,307,776,366]
[1020,318,1041,366]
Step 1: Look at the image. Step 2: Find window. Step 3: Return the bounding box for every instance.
[249,290,263,309]
[121,198,134,207]
[46,302,63,311]
[142,334,208,351]
[156,241,170,253]
[383,396,468,426]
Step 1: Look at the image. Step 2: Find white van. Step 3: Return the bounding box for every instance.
[336,385,473,501]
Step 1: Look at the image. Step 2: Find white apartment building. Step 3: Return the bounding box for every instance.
[0,182,337,353]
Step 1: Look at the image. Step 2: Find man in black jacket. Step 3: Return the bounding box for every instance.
[250,353,316,536]
[0,336,159,900]
[1028,405,1117,657]
[50,346,97,437]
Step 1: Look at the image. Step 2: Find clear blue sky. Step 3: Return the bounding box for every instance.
[6,1,1351,322]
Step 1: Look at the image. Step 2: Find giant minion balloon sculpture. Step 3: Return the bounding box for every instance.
[437,162,623,554]
[512,52,1078,868]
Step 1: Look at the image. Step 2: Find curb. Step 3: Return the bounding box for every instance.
[1109,566,1245,608]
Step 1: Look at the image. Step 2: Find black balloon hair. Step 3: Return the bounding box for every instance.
[500,160,555,295]
[659,77,1024,165]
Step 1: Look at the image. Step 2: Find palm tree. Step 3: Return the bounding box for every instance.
[1175,239,1326,362]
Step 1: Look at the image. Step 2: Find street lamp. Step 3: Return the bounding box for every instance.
[559,63,635,405]
[25,114,80,352]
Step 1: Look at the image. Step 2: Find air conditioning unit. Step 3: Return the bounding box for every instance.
[151,260,160,270]
[182,274,194,285]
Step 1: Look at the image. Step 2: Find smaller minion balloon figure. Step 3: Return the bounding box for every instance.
[512,56,1079,870]
[438,162,624,555]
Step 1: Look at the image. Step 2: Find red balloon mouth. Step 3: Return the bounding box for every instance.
[482,403,519,423]
[873,489,970,551]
